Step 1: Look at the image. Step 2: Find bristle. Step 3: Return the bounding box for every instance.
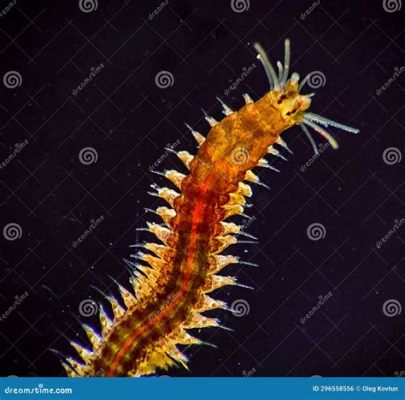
[164,169,186,189]
[185,122,206,146]
[146,222,172,245]
[243,93,253,104]
[202,109,218,127]
[216,96,233,116]
[82,324,101,349]
[268,145,288,161]
[176,150,194,169]
[257,157,280,172]
[236,181,253,197]
[276,136,293,154]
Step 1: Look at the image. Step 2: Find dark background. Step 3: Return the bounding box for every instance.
[0,0,404,377]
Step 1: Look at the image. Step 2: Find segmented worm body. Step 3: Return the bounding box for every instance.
[60,39,359,377]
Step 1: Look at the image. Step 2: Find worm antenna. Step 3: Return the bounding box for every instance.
[281,38,290,86]
[277,61,284,82]
[301,119,339,150]
[304,112,360,134]
[300,123,319,155]
[254,43,280,91]
[298,72,312,92]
